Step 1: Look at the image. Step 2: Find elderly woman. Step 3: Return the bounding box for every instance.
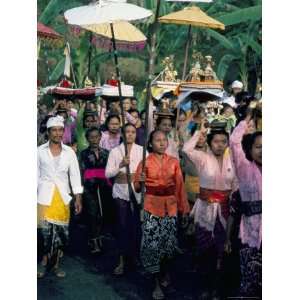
[80,127,112,254]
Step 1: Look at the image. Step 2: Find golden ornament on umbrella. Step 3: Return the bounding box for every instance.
[159,6,225,80]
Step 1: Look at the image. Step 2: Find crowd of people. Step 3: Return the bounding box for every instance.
[37,79,262,300]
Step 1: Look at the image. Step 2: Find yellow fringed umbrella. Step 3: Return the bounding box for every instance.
[158,5,225,141]
[82,21,146,43]
[158,6,225,80]
[81,21,147,52]
[158,6,224,30]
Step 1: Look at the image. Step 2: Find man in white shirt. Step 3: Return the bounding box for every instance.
[37,116,83,279]
[222,80,244,108]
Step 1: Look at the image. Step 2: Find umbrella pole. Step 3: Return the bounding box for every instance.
[174,25,192,140]
[66,42,78,88]
[99,98,104,125]
[110,22,137,212]
[38,37,41,59]
[109,23,127,150]
[140,0,162,209]
[87,33,93,77]
[182,24,192,81]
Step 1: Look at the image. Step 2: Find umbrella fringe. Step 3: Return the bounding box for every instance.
[69,25,147,52]
[91,36,146,52]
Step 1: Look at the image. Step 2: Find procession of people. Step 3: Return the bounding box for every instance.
[37,76,262,299]
[36,1,262,299]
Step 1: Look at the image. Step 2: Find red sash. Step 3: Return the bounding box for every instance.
[199,188,231,204]
[146,185,176,197]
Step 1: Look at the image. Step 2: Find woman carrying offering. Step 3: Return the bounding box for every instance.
[226,111,262,298]
[183,120,238,300]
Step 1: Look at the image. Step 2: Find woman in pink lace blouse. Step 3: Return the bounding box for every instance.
[226,113,262,298]
[183,121,238,299]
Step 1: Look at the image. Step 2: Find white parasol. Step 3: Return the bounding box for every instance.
[64,0,152,128]
[166,0,213,2]
[65,0,152,25]
[64,0,152,210]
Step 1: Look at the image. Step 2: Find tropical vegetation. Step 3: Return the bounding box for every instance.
[37,0,262,97]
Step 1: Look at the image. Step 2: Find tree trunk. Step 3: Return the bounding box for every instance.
[148,0,161,78]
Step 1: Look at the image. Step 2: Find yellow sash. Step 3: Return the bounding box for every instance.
[37,186,70,226]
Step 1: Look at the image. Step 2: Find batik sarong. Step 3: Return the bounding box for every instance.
[140,211,178,274]
[239,244,262,297]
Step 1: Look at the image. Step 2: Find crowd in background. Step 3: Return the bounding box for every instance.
[37,79,262,300]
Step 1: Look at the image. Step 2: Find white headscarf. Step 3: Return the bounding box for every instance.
[231,80,243,89]
[46,115,65,129]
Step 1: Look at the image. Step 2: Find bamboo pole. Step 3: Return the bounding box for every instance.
[174,24,192,140]
[87,33,93,77]
[140,0,162,208]
[110,22,138,212]
[182,25,192,81]
[66,42,78,88]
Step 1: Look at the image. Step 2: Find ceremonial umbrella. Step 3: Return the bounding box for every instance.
[69,20,148,79]
[64,0,152,210]
[37,22,63,57]
[158,5,225,80]
[37,22,63,40]
[81,21,147,52]
[158,5,224,136]
[64,0,152,113]
[166,0,213,2]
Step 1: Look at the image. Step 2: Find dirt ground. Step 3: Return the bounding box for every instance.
[37,217,242,300]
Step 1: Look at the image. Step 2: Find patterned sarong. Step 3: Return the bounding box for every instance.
[140,211,178,274]
[239,245,262,297]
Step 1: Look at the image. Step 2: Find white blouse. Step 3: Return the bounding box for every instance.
[183,130,238,231]
[105,143,144,202]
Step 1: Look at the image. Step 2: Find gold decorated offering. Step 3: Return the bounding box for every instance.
[155,97,174,118]
[161,55,178,82]
[84,76,93,88]
[204,55,217,81]
[188,51,204,81]
[180,54,223,90]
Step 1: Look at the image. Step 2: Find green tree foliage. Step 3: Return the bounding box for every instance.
[38,0,261,93]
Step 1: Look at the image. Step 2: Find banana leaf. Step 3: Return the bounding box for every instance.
[206,29,234,50]
[217,54,236,79]
[216,5,262,26]
[49,58,65,81]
